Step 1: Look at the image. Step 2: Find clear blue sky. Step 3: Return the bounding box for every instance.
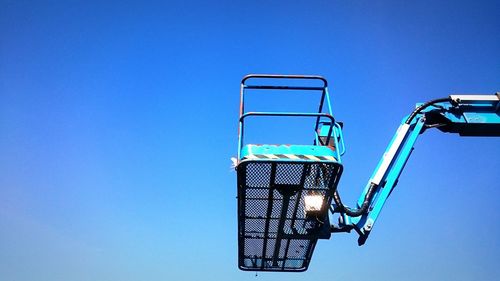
[1,1,499,280]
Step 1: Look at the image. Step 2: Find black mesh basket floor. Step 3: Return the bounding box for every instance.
[237,160,342,272]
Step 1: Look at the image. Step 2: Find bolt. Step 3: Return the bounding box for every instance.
[364,223,372,231]
[364,219,374,232]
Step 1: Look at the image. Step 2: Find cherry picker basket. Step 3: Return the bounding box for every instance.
[236,75,345,271]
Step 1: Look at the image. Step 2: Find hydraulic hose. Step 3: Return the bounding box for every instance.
[332,183,377,217]
[405,97,451,124]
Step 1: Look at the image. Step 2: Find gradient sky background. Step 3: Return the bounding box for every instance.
[1,1,499,281]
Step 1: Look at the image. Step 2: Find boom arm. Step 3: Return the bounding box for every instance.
[332,94,500,245]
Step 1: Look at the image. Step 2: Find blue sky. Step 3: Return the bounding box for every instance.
[0,1,499,280]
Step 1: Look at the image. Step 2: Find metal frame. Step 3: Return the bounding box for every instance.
[237,74,342,161]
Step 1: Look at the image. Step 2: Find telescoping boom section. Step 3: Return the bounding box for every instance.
[236,75,345,272]
[234,74,500,272]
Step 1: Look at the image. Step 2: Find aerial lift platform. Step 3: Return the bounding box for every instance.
[236,75,345,271]
[234,74,500,272]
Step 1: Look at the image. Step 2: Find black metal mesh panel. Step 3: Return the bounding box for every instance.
[275,163,304,185]
[237,160,343,272]
[245,162,272,188]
